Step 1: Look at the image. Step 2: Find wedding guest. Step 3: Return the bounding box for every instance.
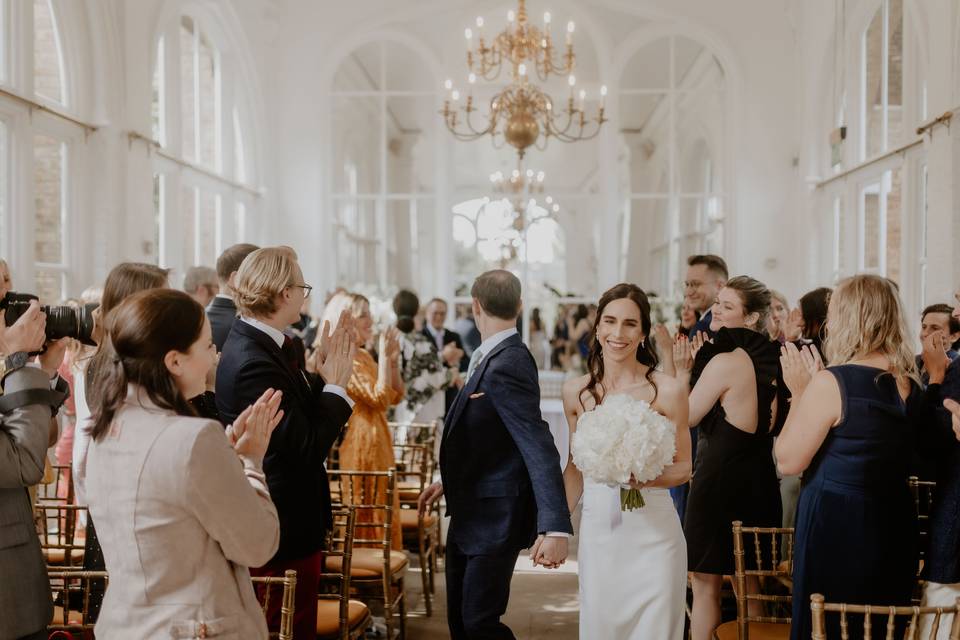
[916,303,960,384]
[529,307,549,369]
[183,265,219,307]
[453,303,481,357]
[784,287,831,352]
[679,299,701,338]
[570,305,596,364]
[775,275,920,640]
[321,292,404,549]
[208,243,260,352]
[73,263,170,621]
[669,254,728,519]
[85,288,282,640]
[674,276,783,640]
[216,246,356,640]
[915,294,960,638]
[551,305,571,370]
[422,297,466,412]
[684,254,728,339]
[393,289,454,425]
[767,289,790,343]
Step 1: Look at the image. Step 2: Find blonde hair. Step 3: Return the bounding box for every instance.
[723,275,771,333]
[234,246,299,317]
[823,275,919,383]
[317,291,369,343]
[770,289,788,309]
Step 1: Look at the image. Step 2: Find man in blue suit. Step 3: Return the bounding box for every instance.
[419,269,573,639]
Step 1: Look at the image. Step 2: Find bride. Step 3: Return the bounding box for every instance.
[553,283,691,639]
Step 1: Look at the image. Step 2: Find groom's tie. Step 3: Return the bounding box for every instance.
[465,348,485,383]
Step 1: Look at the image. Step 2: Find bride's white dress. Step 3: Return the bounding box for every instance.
[577,429,688,638]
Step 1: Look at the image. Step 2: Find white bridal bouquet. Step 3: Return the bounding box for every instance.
[571,394,677,510]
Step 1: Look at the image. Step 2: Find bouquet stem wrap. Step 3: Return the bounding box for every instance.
[620,486,646,511]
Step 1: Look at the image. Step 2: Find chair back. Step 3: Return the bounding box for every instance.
[810,594,960,639]
[328,469,396,548]
[35,503,87,568]
[909,476,936,562]
[251,569,297,640]
[47,570,109,632]
[319,506,358,640]
[37,464,74,505]
[389,420,439,448]
[731,520,795,635]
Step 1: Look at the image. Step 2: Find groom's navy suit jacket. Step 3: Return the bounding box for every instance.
[440,333,573,555]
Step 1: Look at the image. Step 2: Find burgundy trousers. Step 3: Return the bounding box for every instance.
[251,551,322,640]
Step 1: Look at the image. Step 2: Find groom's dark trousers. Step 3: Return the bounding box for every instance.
[440,332,573,639]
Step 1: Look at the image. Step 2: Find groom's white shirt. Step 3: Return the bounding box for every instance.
[450,326,570,539]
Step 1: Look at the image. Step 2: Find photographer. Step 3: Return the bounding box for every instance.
[0,301,69,640]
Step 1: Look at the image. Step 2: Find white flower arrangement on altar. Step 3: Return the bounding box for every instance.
[571,393,677,510]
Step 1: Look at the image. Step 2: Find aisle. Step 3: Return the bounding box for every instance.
[405,508,582,639]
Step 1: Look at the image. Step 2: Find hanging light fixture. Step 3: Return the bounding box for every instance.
[442,0,606,158]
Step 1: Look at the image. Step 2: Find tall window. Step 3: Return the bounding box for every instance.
[330,40,437,292]
[151,12,259,274]
[33,0,65,105]
[620,35,726,299]
[861,0,903,160]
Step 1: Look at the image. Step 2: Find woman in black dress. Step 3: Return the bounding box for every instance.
[674,276,784,640]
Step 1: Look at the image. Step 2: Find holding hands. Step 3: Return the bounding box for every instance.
[227,388,284,466]
[779,341,824,397]
[529,534,568,569]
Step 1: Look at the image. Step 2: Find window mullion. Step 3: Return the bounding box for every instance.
[880,0,889,153]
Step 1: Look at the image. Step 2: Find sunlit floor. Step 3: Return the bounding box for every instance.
[405,507,582,639]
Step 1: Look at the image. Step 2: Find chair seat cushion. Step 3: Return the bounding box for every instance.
[51,605,85,626]
[715,621,790,640]
[315,598,369,637]
[44,547,85,565]
[399,509,437,530]
[324,548,408,578]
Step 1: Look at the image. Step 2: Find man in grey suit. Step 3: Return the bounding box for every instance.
[0,301,69,640]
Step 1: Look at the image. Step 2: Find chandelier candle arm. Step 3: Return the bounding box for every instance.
[442,0,604,156]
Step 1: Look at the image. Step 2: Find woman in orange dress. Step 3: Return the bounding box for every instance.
[323,292,405,549]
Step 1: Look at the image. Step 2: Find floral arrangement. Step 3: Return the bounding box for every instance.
[571,393,677,510]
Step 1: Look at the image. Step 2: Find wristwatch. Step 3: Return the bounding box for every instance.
[3,351,30,375]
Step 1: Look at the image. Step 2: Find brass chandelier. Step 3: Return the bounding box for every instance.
[441,0,607,158]
[487,164,558,263]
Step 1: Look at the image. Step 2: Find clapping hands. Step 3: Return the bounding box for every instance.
[783,308,804,342]
[779,341,824,397]
[942,398,960,442]
[672,332,711,374]
[307,310,357,387]
[227,388,284,466]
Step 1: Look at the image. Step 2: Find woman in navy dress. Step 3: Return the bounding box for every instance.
[775,275,920,640]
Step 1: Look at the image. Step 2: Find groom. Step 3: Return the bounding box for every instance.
[418,269,573,639]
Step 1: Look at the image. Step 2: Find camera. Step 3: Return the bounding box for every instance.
[1,292,97,346]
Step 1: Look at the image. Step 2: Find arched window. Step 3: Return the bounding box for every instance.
[619,34,726,299]
[330,39,437,292]
[151,8,260,276]
[0,0,80,302]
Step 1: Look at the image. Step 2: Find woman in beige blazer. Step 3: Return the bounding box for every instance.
[85,288,284,639]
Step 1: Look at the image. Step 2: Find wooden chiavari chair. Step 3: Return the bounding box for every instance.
[37,463,74,506]
[251,569,297,640]
[327,469,407,639]
[395,443,439,616]
[810,594,960,639]
[35,503,87,568]
[47,570,108,635]
[714,521,795,640]
[317,506,371,639]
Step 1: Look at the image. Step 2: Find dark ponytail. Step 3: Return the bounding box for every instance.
[580,283,659,410]
[89,289,205,441]
[393,289,420,333]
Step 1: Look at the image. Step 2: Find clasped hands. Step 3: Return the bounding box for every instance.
[529,534,568,570]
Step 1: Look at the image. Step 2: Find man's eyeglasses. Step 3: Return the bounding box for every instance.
[289,283,313,298]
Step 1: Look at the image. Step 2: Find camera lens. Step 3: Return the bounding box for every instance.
[1,292,98,346]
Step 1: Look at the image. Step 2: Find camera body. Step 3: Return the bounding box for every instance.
[1,292,97,346]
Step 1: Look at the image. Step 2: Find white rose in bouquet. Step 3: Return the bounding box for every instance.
[571,393,677,510]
